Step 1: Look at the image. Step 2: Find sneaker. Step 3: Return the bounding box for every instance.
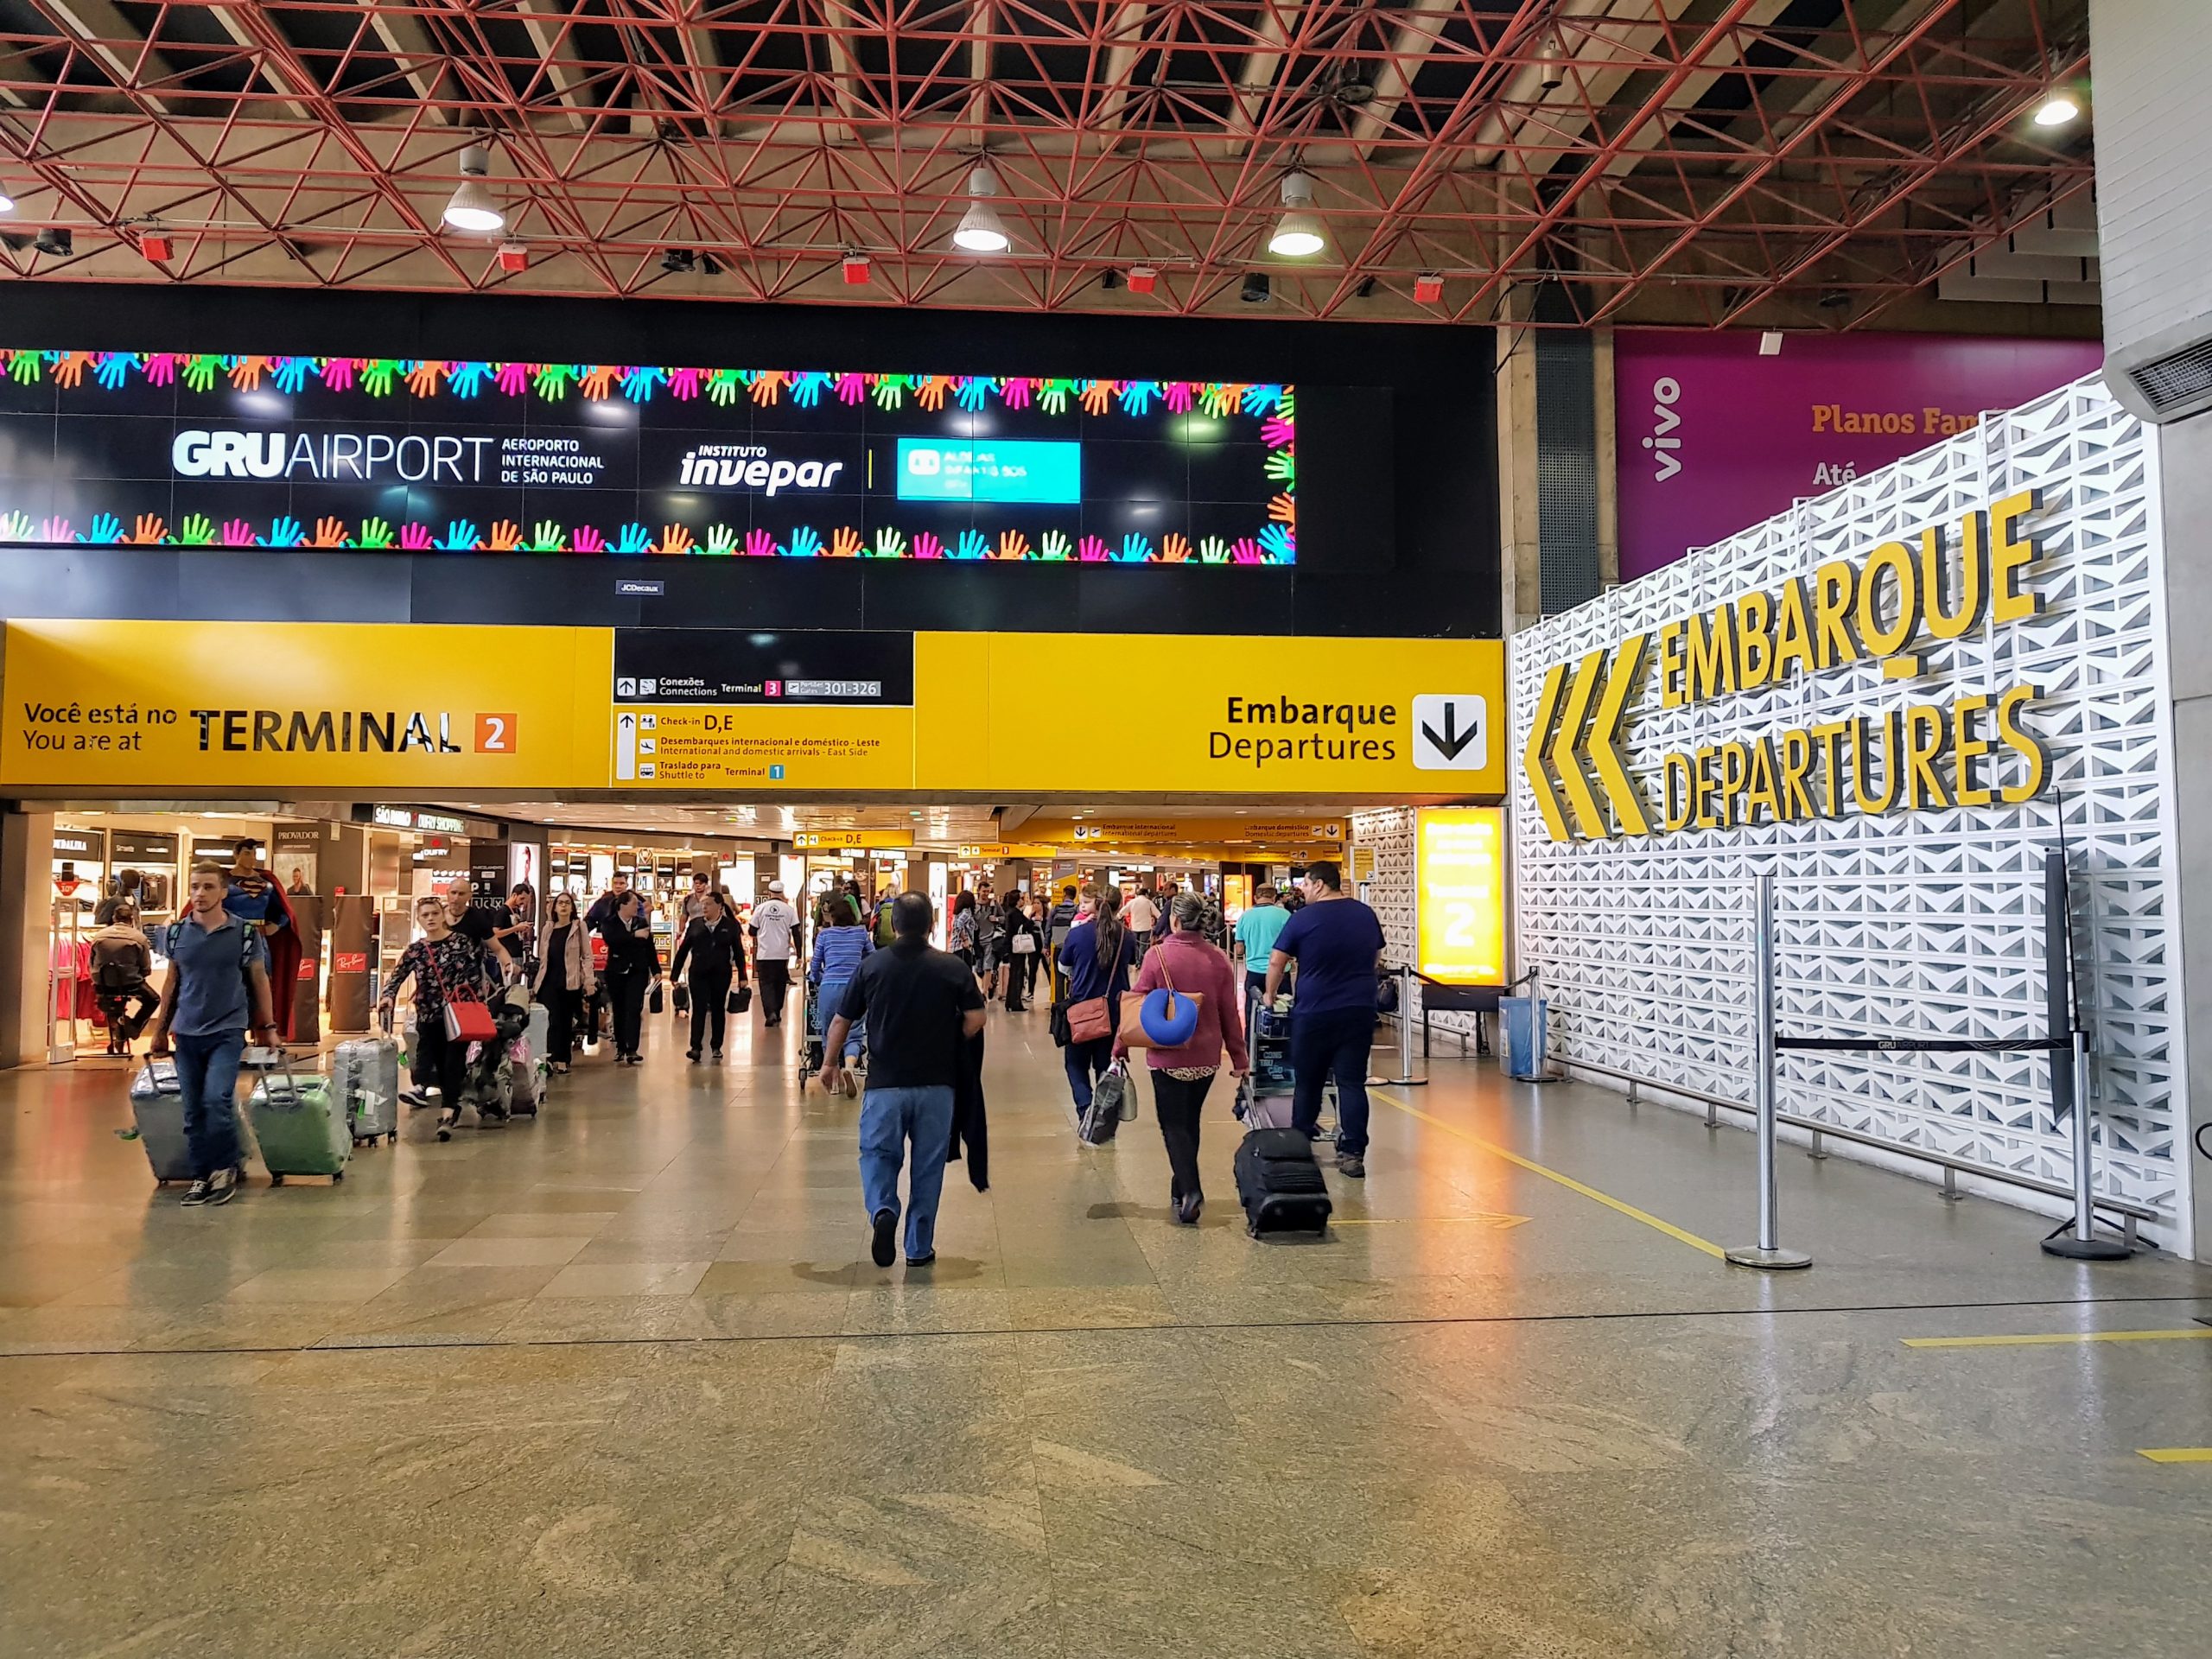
[207,1166,240,1205]
[180,1177,214,1207]
[870,1206,899,1268]
[711,1048,723,1060]
[1336,1154,1366,1179]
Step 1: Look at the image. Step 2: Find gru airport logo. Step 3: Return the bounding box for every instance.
[1525,488,2053,842]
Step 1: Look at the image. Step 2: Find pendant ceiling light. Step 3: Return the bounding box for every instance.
[1268,170,1324,257]
[953,164,1010,253]
[442,144,506,234]
[2032,92,2080,127]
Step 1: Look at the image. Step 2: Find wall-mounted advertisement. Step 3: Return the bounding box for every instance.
[1413,807,1506,987]
[1614,331,2101,581]
[0,347,1293,564]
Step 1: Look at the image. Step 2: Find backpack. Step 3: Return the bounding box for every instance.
[92,937,146,992]
[168,917,261,993]
[874,899,897,948]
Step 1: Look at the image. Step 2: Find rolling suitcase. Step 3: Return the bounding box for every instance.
[1234,1128,1332,1236]
[129,1058,197,1184]
[247,1062,350,1184]
[333,1029,402,1147]
[507,1033,543,1116]
[525,1001,550,1065]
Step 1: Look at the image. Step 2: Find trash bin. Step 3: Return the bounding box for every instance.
[1499,995,1548,1080]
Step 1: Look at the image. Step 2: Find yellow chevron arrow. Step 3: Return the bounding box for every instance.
[1553,650,1610,838]
[1522,662,1573,842]
[1588,633,1650,836]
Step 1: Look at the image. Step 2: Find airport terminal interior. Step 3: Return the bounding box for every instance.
[4,3,2212,1656]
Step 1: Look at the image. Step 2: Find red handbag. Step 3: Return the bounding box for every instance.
[429,946,497,1044]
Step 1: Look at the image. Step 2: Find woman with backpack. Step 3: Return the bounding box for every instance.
[1115,891,1249,1225]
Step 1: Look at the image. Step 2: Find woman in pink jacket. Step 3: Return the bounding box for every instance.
[1116,890,1249,1224]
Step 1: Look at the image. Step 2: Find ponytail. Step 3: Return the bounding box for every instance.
[1093,890,1124,975]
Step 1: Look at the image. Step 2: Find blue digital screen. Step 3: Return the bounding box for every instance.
[895,438,1082,505]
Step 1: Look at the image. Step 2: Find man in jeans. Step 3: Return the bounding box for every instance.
[823,893,986,1268]
[1263,860,1385,1179]
[146,863,280,1207]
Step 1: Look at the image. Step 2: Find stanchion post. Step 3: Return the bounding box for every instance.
[2043,1026,2133,1259]
[2039,853,2131,1261]
[1728,873,1811,1270]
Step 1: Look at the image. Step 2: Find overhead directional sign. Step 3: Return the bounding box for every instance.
[794,830,913,850]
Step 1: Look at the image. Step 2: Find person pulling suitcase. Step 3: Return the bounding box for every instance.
[144,862,283,1207]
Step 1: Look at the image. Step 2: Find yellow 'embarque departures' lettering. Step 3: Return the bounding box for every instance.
[1541,486,2056,842]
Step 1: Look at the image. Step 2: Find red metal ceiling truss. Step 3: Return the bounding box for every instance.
[0,0,2094,326]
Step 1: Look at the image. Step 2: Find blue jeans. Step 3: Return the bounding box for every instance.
[1291,1006,1376,1159]
[858,1084,956,1261]
[817,977,863,1060]
[174,1028,246,1179]
[1064,1036,1113,1112]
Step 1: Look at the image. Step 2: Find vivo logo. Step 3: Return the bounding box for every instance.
[1643,376,1682,482]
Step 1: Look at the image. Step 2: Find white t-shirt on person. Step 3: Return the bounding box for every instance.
[750,899,798,961]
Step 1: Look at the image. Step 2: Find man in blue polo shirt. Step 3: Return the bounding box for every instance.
[147,863,280,1207]
[1263,860,1385,1179]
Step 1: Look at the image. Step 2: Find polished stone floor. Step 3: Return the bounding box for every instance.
[2,1004,2208,1658]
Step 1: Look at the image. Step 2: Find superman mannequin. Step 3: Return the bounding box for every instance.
[225,836,303,1041]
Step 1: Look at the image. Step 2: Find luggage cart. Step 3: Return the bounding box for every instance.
[1235,990,1337,1137]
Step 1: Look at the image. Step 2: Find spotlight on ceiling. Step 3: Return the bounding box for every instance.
[0,188,14,215]
[1537,28,1567,92]
[442,144,506,234]
[952,164,1010,253]
[1268,171,1325,257]
[1240,271,1271,304]
[2032,92,2081,128]
[35,227,71,257]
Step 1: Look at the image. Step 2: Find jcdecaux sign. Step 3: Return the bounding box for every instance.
[1524,487,2050,842]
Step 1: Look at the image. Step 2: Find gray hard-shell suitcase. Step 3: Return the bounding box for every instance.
[130,1058,197,1184]
[334,1032,402,1146]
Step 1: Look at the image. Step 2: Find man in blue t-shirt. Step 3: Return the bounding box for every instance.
[1263,860,1385,1178]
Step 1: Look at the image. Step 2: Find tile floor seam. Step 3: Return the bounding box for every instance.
[7,1291,2205,1364]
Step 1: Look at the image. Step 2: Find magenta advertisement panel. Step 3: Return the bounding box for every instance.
[1614,330,2101,581]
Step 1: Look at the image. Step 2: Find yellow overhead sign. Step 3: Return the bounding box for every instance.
[2,621,1503,800]
[793,830,914,850]
[1020,817,1345,844]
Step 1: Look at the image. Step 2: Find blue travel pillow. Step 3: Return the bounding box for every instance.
[1140,986,1201,1046]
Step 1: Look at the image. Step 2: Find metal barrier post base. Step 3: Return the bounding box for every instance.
[1725,1245,1813,1270]
[2039,1226,2133,1262]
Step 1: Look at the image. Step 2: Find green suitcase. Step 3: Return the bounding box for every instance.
[248,1066,350,1183]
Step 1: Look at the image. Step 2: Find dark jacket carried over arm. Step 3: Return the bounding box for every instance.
[947,1025,988,1192]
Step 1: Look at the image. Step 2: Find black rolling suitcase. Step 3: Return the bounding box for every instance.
[1234,1128,1332,1236]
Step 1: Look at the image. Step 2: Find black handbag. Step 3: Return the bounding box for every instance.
[648,983,664,1015]
[674,983,690,1015]
[728,983,753,1014]
[1049,995,1071,1048]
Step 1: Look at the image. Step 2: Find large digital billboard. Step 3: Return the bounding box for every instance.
[0,347,1294,563]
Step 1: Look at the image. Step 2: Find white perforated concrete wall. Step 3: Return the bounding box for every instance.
[1508,376,2190,1252]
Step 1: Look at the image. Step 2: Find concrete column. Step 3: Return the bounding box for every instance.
[2158,415,2212,1258]
[1496,290,1543,635]
[0,809,59,1069]
[1593,325,1621,591]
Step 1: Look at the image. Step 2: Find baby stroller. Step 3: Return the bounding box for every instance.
[441,983,531,1141]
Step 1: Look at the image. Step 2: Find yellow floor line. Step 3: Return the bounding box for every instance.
[1902,1329,2212,1350]
[2138,1447,2212,1463]
[1370,1089,1727,1261]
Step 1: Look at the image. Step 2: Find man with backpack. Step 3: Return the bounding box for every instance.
[145,863,281,1207]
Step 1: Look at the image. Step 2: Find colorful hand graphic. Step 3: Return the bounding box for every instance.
[580,365,616,401]
[530,521,567,553]
[871,375,906,410]
[1117,532,1153,563]
[182,355,220,393]
[953,530,989,561]
[1197,535,1230,563]
[1038,530,1071,562]
[440,519,482,551]
[398,522,433,550]
[486,520,523,551]
[311,517,349,548]
[572,525,606,554]
[995,530,1030,561]
[748,371,785,406]
[5,351,41,386]
[319,357,353,391]
[914,375,950,412]
[180,514,216,546]
[229,356,270,391]
[1078,379,1114,416]
[620,365,664,403]
[791,372,829,408]
[1077,535,1109,563]
[41,516,72,543]
[871,527,906,558]
[272,355,313,393]
[1163,382,1194,413]
[533,363,579,399]
[912,532,944,560]
[669,367,702,401]
[1001,378,1033,410]
[785,526,822,558]
[1257,524,1294,562]
[1037,379,1071,415]
[46,351,86,389]
[84,513,123,544]
[1241,383,1282,414]
[657,524,695,556]
[447,360,492,397]
[0,511,33,541]
[741,529,776,558]
[1200,383,1238,418]
[703,524,739,556]
[1262,414,1294,448]
[708,369,743,406]
[92,352,136,391]
[495,362,531,397]
[829,525,864,558]
[1268,492,1296,524]
[359,359,400,397]
[1264,449,1294,485]
[1160,533,1192,563]
[130,514,168,544]
[404,360,444,397]
[1119,381,1160,415]
[1231,536,1262,564]
[613,523,653,555]
[954,377,992,412]
[143,353,178,387]
[358,517,395,550]
[264,516,304,548]
[834,373,867,405]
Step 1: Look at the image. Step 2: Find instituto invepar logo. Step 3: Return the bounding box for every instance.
[1523,489,2051,842]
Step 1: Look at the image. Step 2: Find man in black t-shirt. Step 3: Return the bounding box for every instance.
[444,879,514,973]
[823,893,986,1269]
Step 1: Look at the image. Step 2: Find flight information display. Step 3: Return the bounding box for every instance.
[0,347,1294,563]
